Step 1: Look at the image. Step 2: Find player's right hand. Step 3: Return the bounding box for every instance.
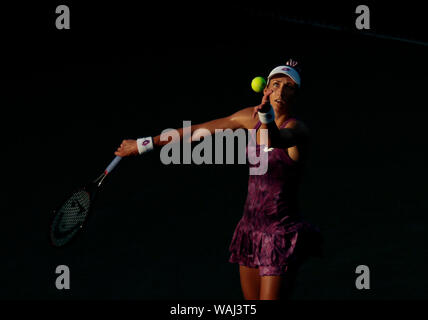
[252,89,273,118]
[115,139,139,157]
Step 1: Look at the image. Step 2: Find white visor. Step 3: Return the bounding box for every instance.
[267,66,301,87]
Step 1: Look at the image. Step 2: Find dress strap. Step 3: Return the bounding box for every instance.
[254,121,262,130]
[279,117,297,128]
[248,121,262,145]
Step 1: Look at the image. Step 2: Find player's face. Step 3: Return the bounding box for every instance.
[268,75,298,107]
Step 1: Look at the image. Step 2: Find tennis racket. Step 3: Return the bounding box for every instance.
[50,156,122,247]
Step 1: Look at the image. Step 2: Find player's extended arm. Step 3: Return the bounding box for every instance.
[114,107,255,157]
[153,107,254,147]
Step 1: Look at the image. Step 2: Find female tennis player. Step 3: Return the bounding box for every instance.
[115,59,322,300]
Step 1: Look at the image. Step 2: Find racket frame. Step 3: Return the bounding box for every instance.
[49,156,122,248]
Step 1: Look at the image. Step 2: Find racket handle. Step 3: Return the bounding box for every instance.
[105,156,122,174]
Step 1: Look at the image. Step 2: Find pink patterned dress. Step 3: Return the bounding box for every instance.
[229,118,322,276]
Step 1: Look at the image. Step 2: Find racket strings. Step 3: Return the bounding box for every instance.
[51,191,91,245]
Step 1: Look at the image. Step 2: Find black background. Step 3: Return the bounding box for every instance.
[1,1,427,300]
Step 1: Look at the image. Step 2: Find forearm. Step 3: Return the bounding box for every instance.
[117,114,241,157]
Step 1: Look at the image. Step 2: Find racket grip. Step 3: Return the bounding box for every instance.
[105,156,122,174]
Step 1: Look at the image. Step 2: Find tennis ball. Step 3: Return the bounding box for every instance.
[251,76,266,93]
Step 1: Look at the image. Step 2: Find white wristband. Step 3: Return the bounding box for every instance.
[136,137,154,154]
[258,105,275,124]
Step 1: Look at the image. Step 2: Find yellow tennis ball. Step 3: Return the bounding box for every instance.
[251,76,266,93]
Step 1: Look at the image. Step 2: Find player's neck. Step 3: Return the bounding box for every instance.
[273,105,293,124]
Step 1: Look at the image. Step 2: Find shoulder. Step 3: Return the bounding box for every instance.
[228,107,259,129]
